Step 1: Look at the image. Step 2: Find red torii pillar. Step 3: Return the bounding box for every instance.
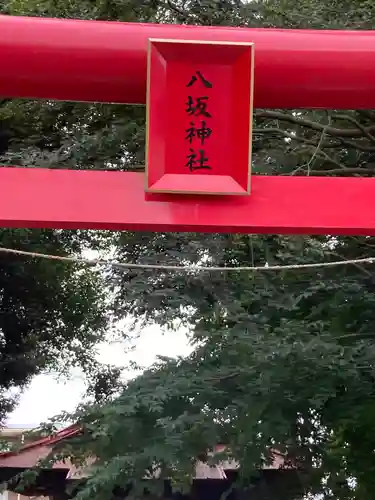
[1,15,375,235]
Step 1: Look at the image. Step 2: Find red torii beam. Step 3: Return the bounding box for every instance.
[1,15,375,235]
[2,15,375,108]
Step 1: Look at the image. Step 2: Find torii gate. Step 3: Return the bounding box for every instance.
[1,15,375,236]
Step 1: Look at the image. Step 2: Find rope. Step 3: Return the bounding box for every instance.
[0,247,374,273]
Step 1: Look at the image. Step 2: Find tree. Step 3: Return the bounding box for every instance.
[0,226,109,422]
[3,0,375,499]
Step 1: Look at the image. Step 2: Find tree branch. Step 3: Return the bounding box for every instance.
[255,110,375,138]
[165,0,190,20]
[333,113,375,144]
[303,167,375,176]
[253,127,333,148]
[254,126,375,152]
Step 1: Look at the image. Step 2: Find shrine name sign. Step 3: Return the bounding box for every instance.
[146,39,254,196]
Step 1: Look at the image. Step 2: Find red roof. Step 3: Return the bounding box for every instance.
[0,424,80,469]
[0,425,291,478]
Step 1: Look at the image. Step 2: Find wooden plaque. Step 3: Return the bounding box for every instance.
[146,39,254,195]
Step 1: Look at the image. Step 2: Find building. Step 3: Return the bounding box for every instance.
[0,426,304,500]
[0,426,50,500]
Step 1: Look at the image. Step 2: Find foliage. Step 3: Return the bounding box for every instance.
[3,0,375,499]
[0,226,109,421]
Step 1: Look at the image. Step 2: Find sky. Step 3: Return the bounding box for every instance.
[7,324,192,427]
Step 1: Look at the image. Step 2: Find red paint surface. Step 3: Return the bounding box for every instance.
[1,168,375,235]
[2,15,375,109]
[146,40,253,194]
